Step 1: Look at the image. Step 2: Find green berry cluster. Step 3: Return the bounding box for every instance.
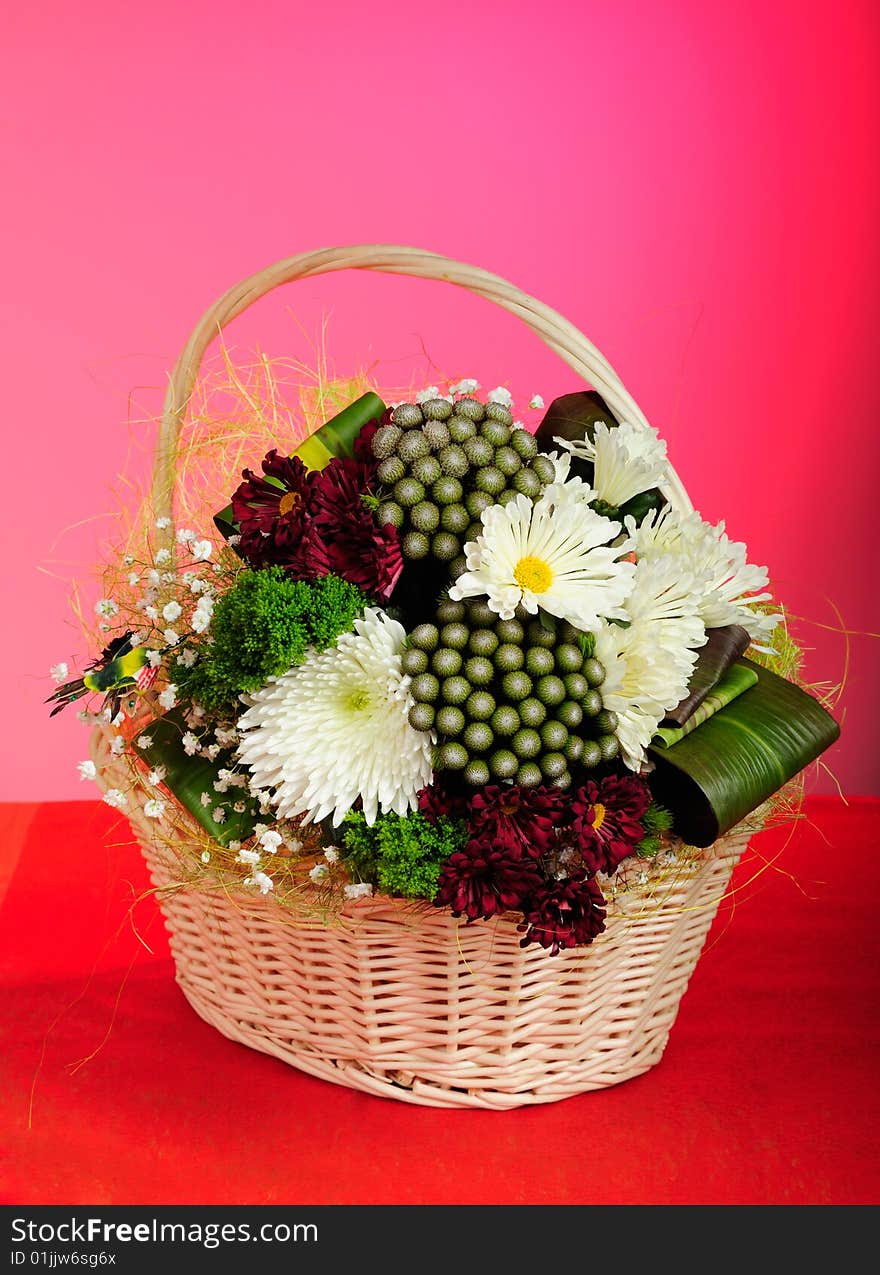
[403,600,619,788]
[372,396,552,571]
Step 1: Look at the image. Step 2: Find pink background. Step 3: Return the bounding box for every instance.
[2,0,878,801]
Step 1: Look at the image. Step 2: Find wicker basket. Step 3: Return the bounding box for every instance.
[95,245,754,1109]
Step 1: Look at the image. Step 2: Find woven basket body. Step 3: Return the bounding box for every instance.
[95,246,755,1107]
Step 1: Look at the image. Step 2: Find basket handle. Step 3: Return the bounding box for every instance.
[151,244,693,529]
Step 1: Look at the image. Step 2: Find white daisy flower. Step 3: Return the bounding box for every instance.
[627,505,780,646]
[77,760,97,781]
[237,608,434,826]
[594,557,707,769]
[50,662,69,685]
[449,487,635,629]
[555,420,669,510]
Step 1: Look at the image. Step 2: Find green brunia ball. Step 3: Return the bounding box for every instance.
[406,605,620,784]
[371,394,553,568]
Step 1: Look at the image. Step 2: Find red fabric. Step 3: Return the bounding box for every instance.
[1,797,877,1206]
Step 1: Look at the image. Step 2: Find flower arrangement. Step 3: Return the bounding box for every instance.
[50,373,839,957]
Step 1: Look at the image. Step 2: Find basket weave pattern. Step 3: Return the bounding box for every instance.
[95,246,757,1107]
[97,729,748,1108]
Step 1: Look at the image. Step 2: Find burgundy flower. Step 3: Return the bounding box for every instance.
[418,778,470,825]
[468,783,566,860]
[569,773,651,876]
[353,418,382,470]
[231,451,315,570]
[434,841,544,923]
[305,456,403,599]
[518,873,607,955]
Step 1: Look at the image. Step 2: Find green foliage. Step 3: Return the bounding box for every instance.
[182,569,369,710]
[636,800,674,858]
[341,809,468,900]
[642,801,674,834]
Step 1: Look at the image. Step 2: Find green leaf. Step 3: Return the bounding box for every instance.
[652,662,758,748]
[533,390,619,449]
[132,709,259,847]
[664,624,752,727]
[647,659,840,846]
[533,390,617,484]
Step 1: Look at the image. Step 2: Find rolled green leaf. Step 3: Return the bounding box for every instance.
[664,624,752,726]
[533,391,618,484]
[652,663,758,748]
[534,390,619,449]
[132,709,259,847]
[213,391,387,542]
[647,659,840,846]
[533,391,662,522]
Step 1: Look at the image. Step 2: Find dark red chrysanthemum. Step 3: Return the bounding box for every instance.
[434,841,544,923]
[517,872,607,955]
[231,451,316,570]
[468,783,565,860]
[305,456,403,599]
[352,419,382,470]
[418,778,470,825]
[569,773,651,876]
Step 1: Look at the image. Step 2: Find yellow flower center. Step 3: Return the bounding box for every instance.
[591,802,607,832]
[347,688,372,712]
[514,556,553,594]
[278,490,300,516]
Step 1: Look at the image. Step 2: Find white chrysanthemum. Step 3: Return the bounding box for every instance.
[449,482,635,629]
[236,609,434,827]
[555,420,669,509]
[595,557,707,770]
[627,505,780,646]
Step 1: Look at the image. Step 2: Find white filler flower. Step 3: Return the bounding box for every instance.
[555,420,669,509]
[627,505,780,646]
[594,557,708,770]
[236,609,434,827]
[449,484,635,629]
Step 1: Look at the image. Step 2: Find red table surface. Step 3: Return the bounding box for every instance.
[0,796,877,1207]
